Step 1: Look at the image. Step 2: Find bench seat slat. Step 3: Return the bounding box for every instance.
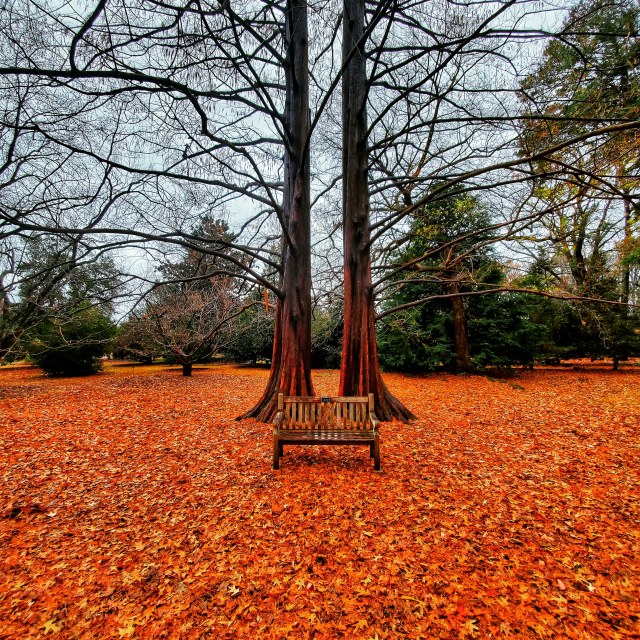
[279,429,375,440]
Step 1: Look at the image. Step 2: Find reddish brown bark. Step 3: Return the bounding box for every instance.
[241,301,314,421]
[339,0,414,422]
[239,0,314,422]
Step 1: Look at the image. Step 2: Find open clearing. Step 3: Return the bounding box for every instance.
[1,362,639,639]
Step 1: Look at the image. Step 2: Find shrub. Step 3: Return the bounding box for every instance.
[28,308,116,376]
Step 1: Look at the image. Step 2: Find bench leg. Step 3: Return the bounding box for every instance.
[373,434,381,472]
[369,444,374,458]
[273,433,280,470]
[279,443,283,457]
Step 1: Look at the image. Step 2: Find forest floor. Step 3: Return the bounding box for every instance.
[0,361,639,639]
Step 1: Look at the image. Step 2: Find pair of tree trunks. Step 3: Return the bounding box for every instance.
[242,0,414,423]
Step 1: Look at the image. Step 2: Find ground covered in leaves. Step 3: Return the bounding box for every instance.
[1,361,639,639]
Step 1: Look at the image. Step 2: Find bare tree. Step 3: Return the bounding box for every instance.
[122,279,252,376]
[0,0,315,417]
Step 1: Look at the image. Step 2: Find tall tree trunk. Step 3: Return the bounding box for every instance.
[239,0,314,422]
[619,62,631,307]
[447,281,473,373]
[182,362,193,377]
[621,190,631,306]
[339,0,414,422]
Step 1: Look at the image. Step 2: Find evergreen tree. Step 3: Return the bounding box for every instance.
[516,253,640,366]
[378,194,546,371]
[17,236,120,375]
[28,308,116,375]
[311,300,343,369]
[223,292,275,366]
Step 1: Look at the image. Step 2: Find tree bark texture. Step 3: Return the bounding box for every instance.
[339,0,415,422]
[239,0,314,422]
[182,362,193,377]
[621,192,631,306]
[447,281,473,373]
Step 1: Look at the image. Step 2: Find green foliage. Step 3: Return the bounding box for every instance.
[112,319,158,363]
[520,0,640,145]
[378,191,548,372]
[468,293,546,367]
[311,303,343,369]
[223,301,274,364]
[378,306,452,372]
[519,0,640,319]
[11,235,122,374]
[158,216,244,286]
[28,307,116,375]
[620,235,640,268]
[517,0,640,362]
[17,236,121,314]
[1,235,122,361]
[378,291,548,372]
[517,256,640,363]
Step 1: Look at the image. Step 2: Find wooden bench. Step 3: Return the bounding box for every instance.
[273,393,380,471]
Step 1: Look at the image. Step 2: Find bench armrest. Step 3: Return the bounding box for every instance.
[369,412,380,431]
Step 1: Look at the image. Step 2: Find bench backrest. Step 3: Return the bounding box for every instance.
[278,394,374,430]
